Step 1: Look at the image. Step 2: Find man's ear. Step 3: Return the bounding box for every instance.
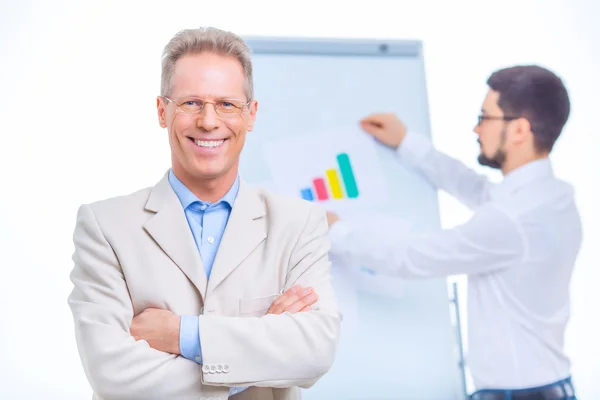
[511,117,532,145]
[157,96,167,128]
[246,100,258,132]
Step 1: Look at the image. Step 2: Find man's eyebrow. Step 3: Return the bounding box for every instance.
[177,94,245,100]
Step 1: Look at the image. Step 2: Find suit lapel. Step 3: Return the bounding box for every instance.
[207,181,267,294]
[143,173,208,300]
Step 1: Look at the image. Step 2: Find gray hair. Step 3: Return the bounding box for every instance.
[160,27,254,100]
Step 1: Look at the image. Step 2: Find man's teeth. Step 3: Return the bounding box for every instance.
[194,139,225,148]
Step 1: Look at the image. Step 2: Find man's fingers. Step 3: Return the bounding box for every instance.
[270,285,299,306]
[360,112,390,125]
[285,292,318,314]
[268,286,314,314]
[286,285,302,296]
[360,120,384,136]
[268,285,302,314]
[299,290,318,308]
[300,305,312,312]
[360,113,392,130]
[278,287,312,311]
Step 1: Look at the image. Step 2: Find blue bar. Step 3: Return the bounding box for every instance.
[300,188,314,201]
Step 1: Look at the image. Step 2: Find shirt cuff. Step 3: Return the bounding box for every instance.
[396,131,434,165]
[328,220,353,254]
[179,315,202,363]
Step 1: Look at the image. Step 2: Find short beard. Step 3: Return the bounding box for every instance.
[477,151,505,169]
[477,126,507,170]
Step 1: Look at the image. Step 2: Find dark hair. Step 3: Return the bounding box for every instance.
[487,65,570,153]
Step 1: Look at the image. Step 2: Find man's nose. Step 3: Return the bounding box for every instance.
[196,104,220,130]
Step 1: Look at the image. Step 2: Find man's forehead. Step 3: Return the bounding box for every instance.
[170,54,246,98]
[482,90,500,112]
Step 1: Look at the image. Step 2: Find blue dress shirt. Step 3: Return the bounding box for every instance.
[169,170,247,396]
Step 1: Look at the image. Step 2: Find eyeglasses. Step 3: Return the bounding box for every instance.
[163,96,251,117]
[477,113,519,125]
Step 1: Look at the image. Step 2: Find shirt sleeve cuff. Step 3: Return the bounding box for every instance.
[179,315,202,363]
[396,131,434,166]
[328,220,353,254]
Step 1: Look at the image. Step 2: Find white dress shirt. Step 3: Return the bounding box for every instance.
[328,132,582,390]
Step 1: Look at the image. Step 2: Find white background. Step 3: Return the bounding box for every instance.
[0,0,598,398]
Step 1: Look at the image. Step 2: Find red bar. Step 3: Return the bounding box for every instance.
[313,178,329,200]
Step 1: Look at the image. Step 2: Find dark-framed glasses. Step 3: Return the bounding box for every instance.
[163,96,251,117]
[477,113,519,125]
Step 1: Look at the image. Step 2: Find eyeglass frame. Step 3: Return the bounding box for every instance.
[162,96,252,117]
[477,113,520,126]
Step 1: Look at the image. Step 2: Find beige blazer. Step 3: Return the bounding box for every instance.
[67,172,341,400]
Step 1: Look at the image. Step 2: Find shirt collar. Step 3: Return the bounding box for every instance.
[168,169,239,210]
[492,158,554,198]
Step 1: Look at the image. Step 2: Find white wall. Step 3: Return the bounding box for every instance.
[1,0,598,398]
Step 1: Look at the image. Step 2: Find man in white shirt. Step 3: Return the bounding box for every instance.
[327,65,581,399]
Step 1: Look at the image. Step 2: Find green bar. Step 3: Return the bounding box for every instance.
[336,153,359,198]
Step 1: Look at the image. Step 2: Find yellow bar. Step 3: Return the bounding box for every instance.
[325,169,343,199]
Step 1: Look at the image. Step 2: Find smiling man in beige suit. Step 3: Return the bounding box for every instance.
[67,27,341,400]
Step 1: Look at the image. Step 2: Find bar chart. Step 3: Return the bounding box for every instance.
[262,127,389,209]
[300,153,360,202]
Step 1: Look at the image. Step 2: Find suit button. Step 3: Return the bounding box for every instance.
[216,364,224,373]
[202,364,210,373]
[209,364,217,373]
[223,364,230,373]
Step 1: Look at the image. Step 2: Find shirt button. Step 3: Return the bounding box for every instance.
[200,204,207,211]
[207,236,214,244]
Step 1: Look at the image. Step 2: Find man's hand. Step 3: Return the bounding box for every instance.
[130,308,181,355]
[268,285,318,315]
[326,211,340,227]
[360,113,407,149]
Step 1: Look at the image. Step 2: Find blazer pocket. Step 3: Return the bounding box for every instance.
[238,294,279,317]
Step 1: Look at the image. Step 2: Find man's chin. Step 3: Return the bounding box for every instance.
[477,153,503,170]
[190,162,237,181]
[191,169,227,180]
